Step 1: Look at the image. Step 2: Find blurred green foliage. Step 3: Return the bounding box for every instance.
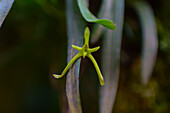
[0,0,170,113]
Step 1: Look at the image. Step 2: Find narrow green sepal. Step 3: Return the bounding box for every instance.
[87,54,105,86]
[53,53,81,79]
[89,46,100,53]
[84,27,90,47]
[72,45,82,51]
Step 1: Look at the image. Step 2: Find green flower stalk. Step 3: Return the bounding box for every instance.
[53,27,104,86]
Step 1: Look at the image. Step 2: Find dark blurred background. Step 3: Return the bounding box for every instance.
[0,0,170,113]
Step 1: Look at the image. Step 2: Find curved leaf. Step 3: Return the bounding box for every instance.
[134,1,158,85]
[77,0,116,30]
[0,0,14,28]
[91,0,111,43]
[91,0,118,43]
[100,0,124,113]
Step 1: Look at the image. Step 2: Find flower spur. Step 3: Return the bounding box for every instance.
[53,27,104,86]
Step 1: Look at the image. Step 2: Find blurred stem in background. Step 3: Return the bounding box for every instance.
[65,0,85,112]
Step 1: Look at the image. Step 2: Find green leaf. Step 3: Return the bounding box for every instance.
[0,0,14,27]
[133,1,158,85]
[65,0,85,113]
[100,0,124,113]
[77,0,116,30]
[91,0,110,43]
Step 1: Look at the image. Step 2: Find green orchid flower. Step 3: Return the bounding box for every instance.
[53,27,104,86]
